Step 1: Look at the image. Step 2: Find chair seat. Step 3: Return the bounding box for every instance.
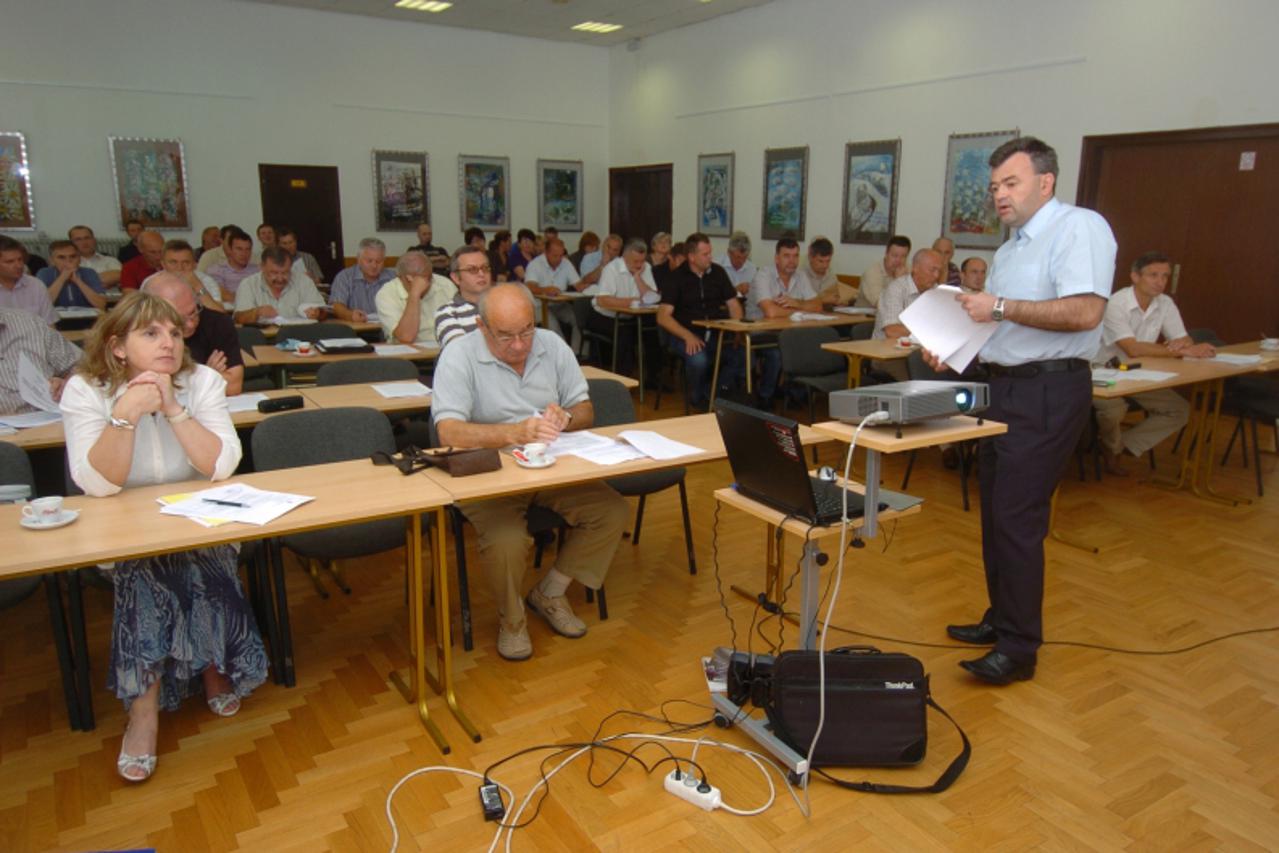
[606,466,686,497]
[282,516,428,561]
[791,374,847,394]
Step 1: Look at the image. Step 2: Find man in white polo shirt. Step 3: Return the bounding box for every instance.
[524,237,583,355]
[589,238,658,375]
[68,225,122,288]
[1092,250,1214,475]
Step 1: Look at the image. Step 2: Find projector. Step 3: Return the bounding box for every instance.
[829,381,989,425]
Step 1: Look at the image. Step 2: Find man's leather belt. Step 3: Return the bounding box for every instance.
[983,358,1089,378]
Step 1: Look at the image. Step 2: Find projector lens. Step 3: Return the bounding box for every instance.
[954,389,972,412]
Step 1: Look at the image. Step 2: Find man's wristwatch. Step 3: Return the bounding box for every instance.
[992,297,1007,322]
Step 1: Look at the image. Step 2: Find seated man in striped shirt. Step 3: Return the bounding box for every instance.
[434,245,493,348]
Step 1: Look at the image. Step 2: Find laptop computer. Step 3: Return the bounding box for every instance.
[714,399,883,525]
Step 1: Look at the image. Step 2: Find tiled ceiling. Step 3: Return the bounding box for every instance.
[245,0,776,46]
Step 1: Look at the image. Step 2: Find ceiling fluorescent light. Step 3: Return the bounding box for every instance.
[571,21,622,33]
[396,0,452,11]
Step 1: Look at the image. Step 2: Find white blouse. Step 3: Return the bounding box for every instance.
[60,364,242,497]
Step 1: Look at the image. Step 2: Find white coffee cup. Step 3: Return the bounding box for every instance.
[523,442,548,464]
[1261,337,1279,351]
[297,341,313,356]
[22,495,63,523]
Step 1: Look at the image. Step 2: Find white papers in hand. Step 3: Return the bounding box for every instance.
[226,393,269,413]
[159,483,313,526]
[374,344,419,356]
[898,285,997,373]
[19,352,62,413]
[617,430,703,460]
[372,381,431,398]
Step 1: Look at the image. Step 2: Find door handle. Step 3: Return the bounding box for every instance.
[1170,263,1181,295]
[329,242,337,260]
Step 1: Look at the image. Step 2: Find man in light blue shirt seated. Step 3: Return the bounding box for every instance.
[329,237,394,323]
[577,233,622,289]
[38,240,106,310]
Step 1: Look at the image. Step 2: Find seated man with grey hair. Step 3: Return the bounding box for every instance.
[375,249,457,347]
[871,248,943,380]
[589,237,659,375]
[432,283,629,661]
[717,230,756,296]
[330,237,394,323]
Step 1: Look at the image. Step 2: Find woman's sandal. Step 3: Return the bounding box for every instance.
[117,730,157,783]
[207,692,241,717]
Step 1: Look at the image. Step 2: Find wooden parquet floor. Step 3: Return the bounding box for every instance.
[3,396,1278,852]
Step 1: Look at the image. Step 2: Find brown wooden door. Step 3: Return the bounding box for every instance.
[608,164,672,247]
[258,164,345,282]
[1078,124,1279,343]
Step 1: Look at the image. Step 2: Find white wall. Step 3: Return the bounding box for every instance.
[1,0,610,254]
[607,0,1279,275]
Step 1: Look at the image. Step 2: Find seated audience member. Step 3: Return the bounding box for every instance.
[801,238,845,305]
[463,227,486,250]
[656,232,745,410]
[590,238,658,375]
[376,250,458,347]
[206,230,259,303]
[746,237,820,407]
[0,235,56,324]
[648,232,672,270]
[431,284,629,660]
[196,226,221,260]
[0,306,82,413]
[434,245,494,349]
[152,240,224,313]
[717,231,756,296]
[329,237,393,322]
[578,233,622,288]
[932,237,961,287]
[488,231,512,282]
[872,248,942,381]
[408,222,450,273]
[255,223,276,251]
[38,240,107,309]
[524,237,583,354]
[276,227,323,284]
[145,273,244,396]
[117,219,144,263]
[652,241,686,290]
[506,229,537,282]
[1092,251,1214,475]
[60,291,265,783]
[568,231,599,272]
[533,235,546,256]
[69,225,122,287]
[856,234,911,308]
[959,257,988,294]
[196,224,237,273]
[233,247,325,325]
[542,226,559,242]
[120,232,165,291]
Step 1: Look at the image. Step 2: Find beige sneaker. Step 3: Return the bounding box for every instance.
[526,587,587,638]
[497,622,533,661]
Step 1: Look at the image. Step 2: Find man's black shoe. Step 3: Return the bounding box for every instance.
[959,651,1035,685]
[946,622,996,644]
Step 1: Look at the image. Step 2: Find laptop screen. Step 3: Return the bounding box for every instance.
[714,399,823,521]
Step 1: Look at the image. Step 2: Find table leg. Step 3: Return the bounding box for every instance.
[846,354,864,388]
[636,315,645,405]
[407,513,452,753]
[707,332,726,410]
[611,316,620,372]
[268,539,296,687]
[66,569,95,730]
[44,574,84,731]
[1048,482,1099,553]
[1192,378,1252,505]
[744,333,753,396]
[428,507,481,742]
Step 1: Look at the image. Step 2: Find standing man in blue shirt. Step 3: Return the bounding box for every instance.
[927,137,1116,685]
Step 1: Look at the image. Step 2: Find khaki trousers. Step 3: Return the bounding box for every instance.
[1093,388,1190,456]
[460,482,630,626]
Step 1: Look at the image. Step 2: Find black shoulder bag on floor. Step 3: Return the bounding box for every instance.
[761,645,970,793]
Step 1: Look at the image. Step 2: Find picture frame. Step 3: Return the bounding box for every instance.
[536,159,583,232]
[458,154,510,231]
[0,132,35,230]
[841,139,901,245]
[696,152,734,237]
[941,129,1019,249]
[760,146,808,241]
[372,149,429,232]
[107,136,191,230]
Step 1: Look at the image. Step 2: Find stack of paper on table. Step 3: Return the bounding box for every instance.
[898,285,998,372]
[226,393,269,413]
[372,381,431,398]
[1091,367,1178,384]
[543,430,704,466]
[1205,353,1262,366]
[270,317,317,326]
[832,306,875,315]
[158,483,314,526]
[374,344,420,356]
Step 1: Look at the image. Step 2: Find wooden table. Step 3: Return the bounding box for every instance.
[580,365,639,390]
[822,337,915,387]
[251,343,439,388]
[533,290,592,329]
[256,319,382,341]
[695,314,873,406]
[300,382,432,415]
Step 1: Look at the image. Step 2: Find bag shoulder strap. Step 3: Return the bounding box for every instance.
[812,697,970,795]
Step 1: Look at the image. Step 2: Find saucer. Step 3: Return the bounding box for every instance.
[514,455,555,469]
[20,508,80,530]
[293,350,317,358]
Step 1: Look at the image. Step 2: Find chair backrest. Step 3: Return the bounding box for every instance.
[571,297,594,331]
[849,321,874,341]
[0,443,35,498]
[587,378,636,427]
[906,349,945,381]
[288,322,358,344]
[251,407,395,471]
[779,326,845,377]
[316,357,419,386]
[237,325,269,351]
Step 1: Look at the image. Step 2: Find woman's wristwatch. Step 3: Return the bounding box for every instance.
[166,407,192,425]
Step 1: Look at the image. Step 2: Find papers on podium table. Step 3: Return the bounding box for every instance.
[898,285,998,373]
[373,344,419,356]
[159,483,314,526]
[372,381,431,398]
[226,393,269,413]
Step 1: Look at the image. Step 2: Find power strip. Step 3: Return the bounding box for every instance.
[663,769,722,811]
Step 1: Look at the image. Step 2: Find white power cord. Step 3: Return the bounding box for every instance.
[384,766,513,853]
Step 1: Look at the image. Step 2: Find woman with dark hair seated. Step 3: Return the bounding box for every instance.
[60,290,267,782]
[488,230,512,282]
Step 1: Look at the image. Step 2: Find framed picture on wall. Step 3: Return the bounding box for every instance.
[458,154,510,230]
[0,132,35,230]
[372,150,428,232]
[107,136,190,230]
[841,139,900,245]
[941,129,1018,249]
[696,152,734,237]
[536,159,583,232]
[760,146,808,241]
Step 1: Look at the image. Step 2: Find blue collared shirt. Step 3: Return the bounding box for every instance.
[980,197,1116,365]
[328,265,395,315]
[37,266,105,308]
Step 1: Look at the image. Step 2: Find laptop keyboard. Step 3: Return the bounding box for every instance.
[810,477,864,522]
